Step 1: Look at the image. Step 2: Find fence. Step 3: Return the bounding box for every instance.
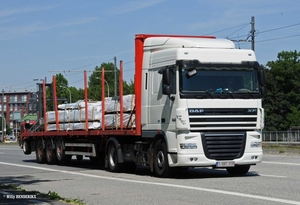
[262,131,300,142]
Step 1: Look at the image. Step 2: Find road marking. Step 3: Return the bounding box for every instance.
[1,161,300,205]
[0,147,20,150]
[260,174,287,178]
[263,161,300,166]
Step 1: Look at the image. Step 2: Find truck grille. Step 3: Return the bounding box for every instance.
[201,132,246,160]
[188,108,257,130]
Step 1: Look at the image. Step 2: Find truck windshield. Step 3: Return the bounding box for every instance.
[179,64,260,98]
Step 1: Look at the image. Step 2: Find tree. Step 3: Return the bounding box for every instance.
[89,63,116,100]
[123,79,134,95]
[264,50,300,131]
[55,73,69,103]
[45,73,69,111]
[89,63,134,101]
[69,87,84,103]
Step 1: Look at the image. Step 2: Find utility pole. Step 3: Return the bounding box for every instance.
[227,16,256,50]
[114,56,117,97]
[251,16,255,51]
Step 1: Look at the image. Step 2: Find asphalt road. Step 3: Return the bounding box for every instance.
[0,144,300,205]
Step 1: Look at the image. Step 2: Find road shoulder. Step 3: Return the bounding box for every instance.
[0,184,72,205]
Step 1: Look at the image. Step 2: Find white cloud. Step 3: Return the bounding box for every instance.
[0,5,58,18]
[107,0,166,15]
[0,17,99,40]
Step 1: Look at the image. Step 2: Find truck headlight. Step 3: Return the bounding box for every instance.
[180,143,197,149]
[250,142,262,148]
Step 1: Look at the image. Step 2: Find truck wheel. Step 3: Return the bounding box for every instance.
[46,138,56,164]
[226,165,250,176]
[154,139,171,177]
[23,140,31,155]
[55,137,71,165]
[36,139,46,164]
[107,143,123,172]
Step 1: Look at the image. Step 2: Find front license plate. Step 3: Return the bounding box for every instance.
[216,161,235,167]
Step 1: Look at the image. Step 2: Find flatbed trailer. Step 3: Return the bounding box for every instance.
[21,64,141,171]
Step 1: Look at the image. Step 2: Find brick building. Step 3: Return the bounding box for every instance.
[1,91,36,131]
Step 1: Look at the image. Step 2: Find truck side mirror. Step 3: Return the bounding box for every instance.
[259,69,266,86]
[261,86,268,96]
[159,68,176,100]
[162,69,171,86]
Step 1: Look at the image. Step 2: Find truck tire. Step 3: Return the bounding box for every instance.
[22,140,31,155]
[46,138,57,164]
[226,165,250,176]
[36,138,46,164]
[55,137,71,165]
[154,139,171,177]
[107,143,123,172]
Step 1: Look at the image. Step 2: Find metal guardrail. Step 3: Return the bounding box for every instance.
[262,131,300,142]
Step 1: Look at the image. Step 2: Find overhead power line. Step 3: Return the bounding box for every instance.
[256,34,300,43]
[259,23,300,34]
[226,23,250,38]
[68,58,115,71]
[204,23,250,35]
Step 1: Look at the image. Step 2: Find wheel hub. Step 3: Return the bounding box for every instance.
[156,150,164,168]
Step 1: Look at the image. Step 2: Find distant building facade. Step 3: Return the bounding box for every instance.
[1,91,36,130]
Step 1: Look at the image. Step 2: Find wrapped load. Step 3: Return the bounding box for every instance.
[47,122,101,131]
[78,94,135,112]
[57,100,85,110]
[46,114,135,131]
[47,106,102,123]
[47,94,135,130]
[57,94,135,113]
[46,110,69,123]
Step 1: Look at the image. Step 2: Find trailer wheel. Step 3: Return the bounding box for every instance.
[22,140,31,155]
[46,138,56,164]
[107,143,123,172]
[226,165,250,176]
[154,139,171,177]
[55,137,71,165]
[36,139,46,164]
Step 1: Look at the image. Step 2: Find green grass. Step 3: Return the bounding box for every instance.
[279,148,285,153]
[47,191,84,205]
[263,143,300,154]
[48,191,63,200]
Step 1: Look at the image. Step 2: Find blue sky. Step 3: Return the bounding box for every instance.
[1,0,300,92]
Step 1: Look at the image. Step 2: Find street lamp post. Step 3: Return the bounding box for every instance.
[96,77,110,97]
[0,114,6,142]
[1,89,6,141]
[61,87,72,103]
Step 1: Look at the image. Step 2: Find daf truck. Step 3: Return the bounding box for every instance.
[20,34,266,177]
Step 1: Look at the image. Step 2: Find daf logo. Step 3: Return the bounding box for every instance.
[189,109,204,113]
[247,108,257,113]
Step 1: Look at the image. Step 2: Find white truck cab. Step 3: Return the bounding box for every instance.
[141,36,266,176]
